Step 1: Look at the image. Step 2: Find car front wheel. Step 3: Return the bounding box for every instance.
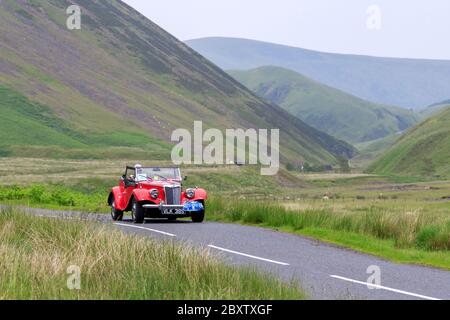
[191,209,205,223]
[111,201,123,221]
[131,199,145,223]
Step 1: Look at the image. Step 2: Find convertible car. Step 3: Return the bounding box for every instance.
[107,165,207,223]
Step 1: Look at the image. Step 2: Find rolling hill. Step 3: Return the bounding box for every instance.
[186,37,450,109]
[229,66,418,143]
[368,104,450,178]
[0,0,355,164]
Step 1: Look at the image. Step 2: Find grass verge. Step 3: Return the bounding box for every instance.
[0,207,305,300]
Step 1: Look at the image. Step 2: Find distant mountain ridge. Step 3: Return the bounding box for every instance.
[418,99,450,119]
[186,37,450,109]
[428,99,450,108]
[0,0,354,164]
[229,66,418,143]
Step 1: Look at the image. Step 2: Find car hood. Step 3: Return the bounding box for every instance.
[137,181,181,188]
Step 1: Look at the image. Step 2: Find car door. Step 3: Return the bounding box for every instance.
[123,167,136,207]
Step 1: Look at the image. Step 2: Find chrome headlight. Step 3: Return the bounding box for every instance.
[186,188,195,199]
[150,189,159,199]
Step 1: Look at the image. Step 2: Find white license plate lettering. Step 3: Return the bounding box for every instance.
[163,209,184,215]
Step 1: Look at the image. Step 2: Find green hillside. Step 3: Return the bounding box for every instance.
[229,66,418,143]
[0,0,354,164]
[0,86,169,158]
[0,87,84,149]
[187,37,450,109]
[368,105,450,178]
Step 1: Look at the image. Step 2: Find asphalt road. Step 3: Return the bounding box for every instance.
[21,208,450,300]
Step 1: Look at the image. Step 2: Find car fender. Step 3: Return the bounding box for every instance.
[191,188,207,202]
[108,187,127,211]
[132,188,153,202]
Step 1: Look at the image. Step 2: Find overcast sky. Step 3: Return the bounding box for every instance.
[123,0,450,60]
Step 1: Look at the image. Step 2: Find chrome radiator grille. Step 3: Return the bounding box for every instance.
[164,186,181,205]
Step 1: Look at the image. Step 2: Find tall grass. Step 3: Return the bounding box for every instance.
[0,208,305,300]
[208,197,450,251]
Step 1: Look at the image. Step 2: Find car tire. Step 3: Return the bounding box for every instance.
[131,199,145,224]
[191,209,205,223]
[111,201,123,221]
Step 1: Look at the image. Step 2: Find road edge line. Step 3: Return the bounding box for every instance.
[330,275,441,300]
[208,244,290,266]
[114,223,177,237]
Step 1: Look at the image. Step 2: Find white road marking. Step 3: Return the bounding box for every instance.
[208,245,290,266]
[114,223,177,237]
[330,275,441,300]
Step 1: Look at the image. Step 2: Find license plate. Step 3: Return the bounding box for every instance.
[162,208,184,215]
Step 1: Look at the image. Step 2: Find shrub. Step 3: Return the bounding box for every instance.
[416,225,450,250]
[50,189,76,207]
[0,185,26,200]
[28,185,47,203]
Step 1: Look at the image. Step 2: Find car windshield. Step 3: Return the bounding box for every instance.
[135,167,181,182]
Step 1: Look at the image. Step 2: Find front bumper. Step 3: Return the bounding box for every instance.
[142,201,203,215]
[142,204,184,215]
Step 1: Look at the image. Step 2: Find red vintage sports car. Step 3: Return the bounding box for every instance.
[107,165,207,223]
